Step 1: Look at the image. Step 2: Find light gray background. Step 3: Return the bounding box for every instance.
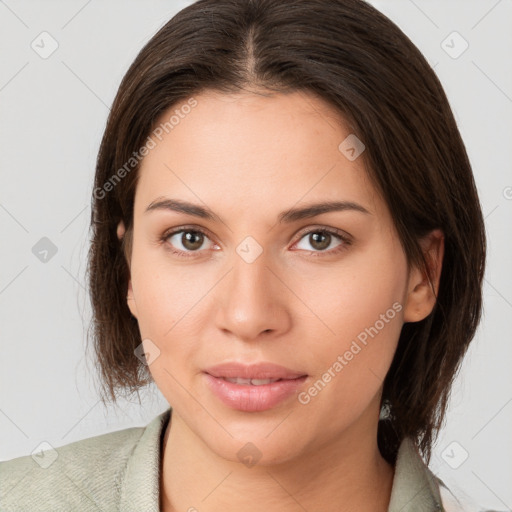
[0,1,511,510]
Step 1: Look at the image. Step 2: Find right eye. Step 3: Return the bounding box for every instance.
[161,227,219,258]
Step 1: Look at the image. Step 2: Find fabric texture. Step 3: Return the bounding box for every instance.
[1,407,464,511]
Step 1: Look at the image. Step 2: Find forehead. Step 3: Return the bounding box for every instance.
[134,89,380,218]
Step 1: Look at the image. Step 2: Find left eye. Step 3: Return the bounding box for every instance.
[294,230,345,252]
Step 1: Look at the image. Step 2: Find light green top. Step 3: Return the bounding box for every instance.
[1,407,452,511]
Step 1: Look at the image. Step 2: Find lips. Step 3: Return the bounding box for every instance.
[203,362,308,412]
[205,362,306,380]
[223,377,281,386]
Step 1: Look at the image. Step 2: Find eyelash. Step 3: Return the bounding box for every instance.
[160,225,352,259]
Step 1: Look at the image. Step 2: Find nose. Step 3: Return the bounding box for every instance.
[214,249,292,342]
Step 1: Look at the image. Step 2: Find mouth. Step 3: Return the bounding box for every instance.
[203,362,308,412]
[220,377,290,386]
[204,361,307,380]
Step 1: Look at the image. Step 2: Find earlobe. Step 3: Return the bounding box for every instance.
[117,220,126,240]
[403,229,445,323]
[126,279,138,319]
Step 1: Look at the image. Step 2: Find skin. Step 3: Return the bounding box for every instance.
[117,89,444,512]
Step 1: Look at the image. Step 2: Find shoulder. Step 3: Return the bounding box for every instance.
[0,408,171,512]
[0,424,144,511]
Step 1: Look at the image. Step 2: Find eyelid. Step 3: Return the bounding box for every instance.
[293,225,352,243]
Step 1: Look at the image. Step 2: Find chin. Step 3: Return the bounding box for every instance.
[199,421,310,468]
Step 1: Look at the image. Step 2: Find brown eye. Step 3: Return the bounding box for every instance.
[293,228,349,256]
[181,231,204,251]
[308,232,331,251]
[165,229,210,252]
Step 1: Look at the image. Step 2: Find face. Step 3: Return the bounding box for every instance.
[120,89,440,465]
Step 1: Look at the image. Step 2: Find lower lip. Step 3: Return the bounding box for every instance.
[204,374,307,412]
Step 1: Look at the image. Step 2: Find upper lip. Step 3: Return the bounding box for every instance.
[204,362,307,380]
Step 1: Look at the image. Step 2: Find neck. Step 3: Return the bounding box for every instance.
[159,411,395,512]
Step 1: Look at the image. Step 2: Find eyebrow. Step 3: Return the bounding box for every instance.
[144,197,371,223]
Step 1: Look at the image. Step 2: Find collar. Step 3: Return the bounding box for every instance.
[388,436,444,511]
[119,407,170,511]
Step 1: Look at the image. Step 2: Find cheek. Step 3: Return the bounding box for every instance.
[295,241,406,402]
[129,255,208,398]
[296,241,407,344]
[130,239,194,320]
[130,261,171,337]
[129,246,215,358]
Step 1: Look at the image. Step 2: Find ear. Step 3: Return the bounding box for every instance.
[117,220,138,319]
[403,229,445,323]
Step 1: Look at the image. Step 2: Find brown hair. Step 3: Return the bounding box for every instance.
[86,0,486,465]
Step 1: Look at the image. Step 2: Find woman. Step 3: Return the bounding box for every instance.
[0,0,487,511]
